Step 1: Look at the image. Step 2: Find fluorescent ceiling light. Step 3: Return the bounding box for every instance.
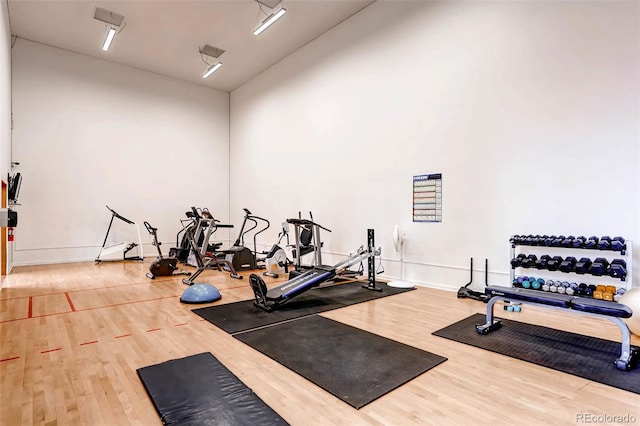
[253,8,287,36]
[102,27,117,51]
[202,62,223,78]
[94,8,124,52]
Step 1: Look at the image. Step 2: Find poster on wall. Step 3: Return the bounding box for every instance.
[413,173,442,222]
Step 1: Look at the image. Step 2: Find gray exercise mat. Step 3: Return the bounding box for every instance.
[193,280,413,334]
[433,313,640,394]
[235,315,447,409]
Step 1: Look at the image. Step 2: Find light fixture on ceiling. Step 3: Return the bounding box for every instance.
[202,62,222,79]
[93,7,125,52]
[102,27,117,51]
[253,0,287,36]
[199,44,225,79]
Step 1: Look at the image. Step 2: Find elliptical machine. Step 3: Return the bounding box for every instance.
[170,207,228,267]
[224,208,270,271]
[181,210,243,284]
[144,221,191,280]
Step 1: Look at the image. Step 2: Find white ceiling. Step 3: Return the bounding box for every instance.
[8,0,374,92]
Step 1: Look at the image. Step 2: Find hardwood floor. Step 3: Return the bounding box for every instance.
[1,260,639,425]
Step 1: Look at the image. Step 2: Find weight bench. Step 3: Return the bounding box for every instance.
[476,286,639,371]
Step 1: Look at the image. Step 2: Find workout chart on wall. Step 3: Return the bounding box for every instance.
[413,173,442,222]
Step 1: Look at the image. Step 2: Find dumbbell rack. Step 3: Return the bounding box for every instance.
[509,236,633,299]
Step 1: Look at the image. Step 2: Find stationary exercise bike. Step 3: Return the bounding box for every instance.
[263,222,292,278]
[144,221,191,280]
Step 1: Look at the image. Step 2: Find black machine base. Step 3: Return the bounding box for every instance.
[457,286,491,303]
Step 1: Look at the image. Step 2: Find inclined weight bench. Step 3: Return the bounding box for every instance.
[250,229,382,312]
[476,286,639,371]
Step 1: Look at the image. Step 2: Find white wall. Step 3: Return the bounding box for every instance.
[230,1,640,291]
[0,2,11,275]
[11,39,231,265]
[0,2,9,176]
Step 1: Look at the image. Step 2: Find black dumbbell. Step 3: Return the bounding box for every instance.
[598,236,612,250]
[590,257,610,276]
[609,259,627,279]
[535,255,552,269]
[576,283,588,296]
[546,256,564,271]
[551,235,565,247]
[611,236,626,252]
[572,236,586,248]
[520,254,537,268]
[584,236,599,249]
[584,285,596,297]
[559,256,577,273]
[510,253,527,268]
[544,235,556,246]
[561,236,575,247]
[574,257,592,274]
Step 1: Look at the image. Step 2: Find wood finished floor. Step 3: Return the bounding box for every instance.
[1,259,639,425]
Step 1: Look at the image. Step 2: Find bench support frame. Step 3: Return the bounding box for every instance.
[476,296,639,371]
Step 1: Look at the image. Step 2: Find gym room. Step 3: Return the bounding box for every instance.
[1,0,638,424]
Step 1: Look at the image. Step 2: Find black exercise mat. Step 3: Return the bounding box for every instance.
[193,280,413,334]
[433,313,640,394]
[137,352,288,426]
[235,315,447,409]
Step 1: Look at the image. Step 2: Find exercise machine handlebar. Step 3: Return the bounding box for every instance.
[143,221,157,234]
[286,218,332,233]
[144,221,164,256]
[105,205,135,225]
[233,208,270,249]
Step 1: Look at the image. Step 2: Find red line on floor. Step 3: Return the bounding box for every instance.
[65,293,76,312]
[0,317,30,324]
[146,328,161,332]
[28,296,32,318]
[76,294,182,312]
[0,356,20,363]
[174,323,188,327]
[79,340,99,346]
[41,348,61,354]
[0,294,182,324]
[114,334,132,339]
[229,284,251,290]
[0,278,178,301]
[2,310,74,323]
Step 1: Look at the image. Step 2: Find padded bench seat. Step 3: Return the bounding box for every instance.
[477,285,638,371]
[485,286,633,318]
[571,297,632,318]
[485,286,573,308]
